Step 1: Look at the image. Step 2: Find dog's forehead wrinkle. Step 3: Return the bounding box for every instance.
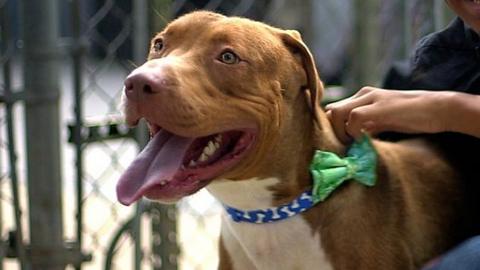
[215,23,281,47]
[202,18,283,49]
[159,17,287,73]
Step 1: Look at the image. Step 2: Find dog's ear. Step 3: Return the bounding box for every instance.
[281,30,323,123]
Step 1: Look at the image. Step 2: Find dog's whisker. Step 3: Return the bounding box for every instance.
[152,8,169,24]
[127,60,139,69]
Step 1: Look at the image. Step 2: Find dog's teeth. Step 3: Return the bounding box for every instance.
[211,140,221,150]
[201,139,220,159]
[196,137,222,164]
[199,152,209,162]
[204,141,216,156]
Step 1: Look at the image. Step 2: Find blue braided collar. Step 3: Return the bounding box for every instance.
[224,190,317,224]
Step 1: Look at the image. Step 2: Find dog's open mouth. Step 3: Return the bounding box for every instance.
[116,123,256,205]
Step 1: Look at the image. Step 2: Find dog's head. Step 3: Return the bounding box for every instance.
[117,11,327,205]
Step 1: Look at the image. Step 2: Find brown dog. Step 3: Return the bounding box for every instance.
[117,11,477,269]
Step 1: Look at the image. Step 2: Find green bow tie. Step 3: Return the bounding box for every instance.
[310,135,378,203]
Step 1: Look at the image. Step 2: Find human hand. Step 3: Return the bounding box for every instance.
[324,87,450,144]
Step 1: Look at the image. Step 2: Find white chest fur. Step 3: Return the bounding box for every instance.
[207,178,333,270]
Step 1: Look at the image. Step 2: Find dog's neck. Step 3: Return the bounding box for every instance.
[207,177,280,210]
[206,110,340,269]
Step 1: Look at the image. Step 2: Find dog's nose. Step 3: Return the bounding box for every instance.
[123,60,175,101]
[124,72,158,101]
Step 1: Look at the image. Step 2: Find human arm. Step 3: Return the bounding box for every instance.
[324,87,480,143]
[447,90,480,139]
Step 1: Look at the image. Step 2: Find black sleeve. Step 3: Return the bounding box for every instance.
[382,60,412,90]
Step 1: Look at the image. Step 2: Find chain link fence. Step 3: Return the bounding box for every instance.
[0,0,31,269]
[0,0,454,269]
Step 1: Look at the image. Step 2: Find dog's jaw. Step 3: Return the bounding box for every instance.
[116,128,258,205]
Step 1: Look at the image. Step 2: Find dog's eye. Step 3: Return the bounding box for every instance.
[153,38,164,52]
[219,51,239,64]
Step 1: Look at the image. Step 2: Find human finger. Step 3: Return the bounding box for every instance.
[345,105,381,139]
[325,96,376,143]
[325,86,379,111]
[326,109,353,144]
[324,88,376,112]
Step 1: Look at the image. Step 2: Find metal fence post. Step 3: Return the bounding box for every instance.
[434,0,455,31]
[21,0,65,269]
[1,2,29,269]
[403,0,413,58]
[70,0,86,269]
[132,1,149,269]
[347,0,382,89]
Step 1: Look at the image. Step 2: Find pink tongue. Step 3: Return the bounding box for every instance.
[116,130,193,205]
